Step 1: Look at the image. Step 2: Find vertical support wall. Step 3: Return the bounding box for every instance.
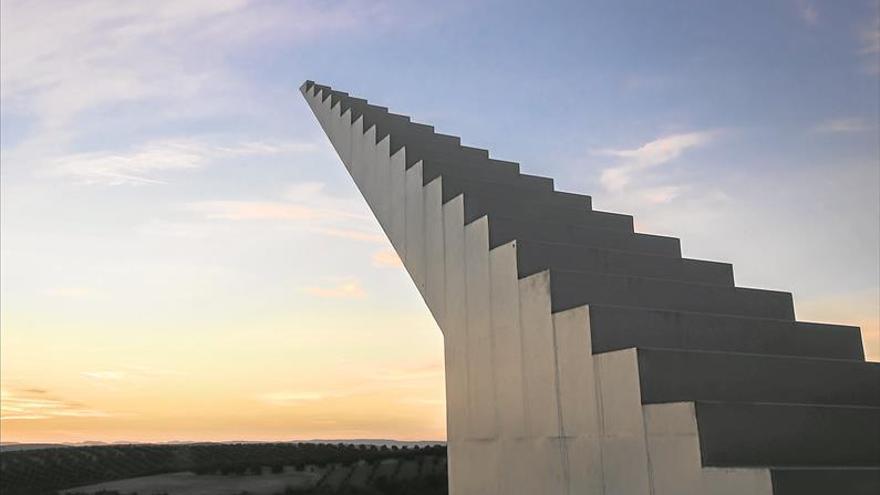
[301,83,774,495]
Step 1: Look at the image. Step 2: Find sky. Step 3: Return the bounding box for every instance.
[1,0,878,444]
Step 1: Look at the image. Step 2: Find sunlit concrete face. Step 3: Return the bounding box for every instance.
[302,82,879,495]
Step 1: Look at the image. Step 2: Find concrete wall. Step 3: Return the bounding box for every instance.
[301,83,776,495]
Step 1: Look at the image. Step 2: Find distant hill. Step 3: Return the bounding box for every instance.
[0,443,70,452]
[0,439,444,452]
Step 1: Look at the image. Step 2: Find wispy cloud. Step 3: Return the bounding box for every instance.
[257,391,331,405]
[638,185,687,205]
[303,279,366,299]
[814,117,873,133]
[48,140,313,186]
[185,182,384,246]
[368,362,444,382]
[312,227,386,244]
[594,131,718,192]
[0,388,111,421]
[858,10,880,75]
[1,1,241,129]
[257,361,443,407]
[0,0,376,131]
[81,371,126,382]
[372,248,404,268]
[188,201,332,221]
[189,182,367,221]
[795,0,819,26]
[136,219,229,239]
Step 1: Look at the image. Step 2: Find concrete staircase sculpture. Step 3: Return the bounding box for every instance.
[300,80,879,495]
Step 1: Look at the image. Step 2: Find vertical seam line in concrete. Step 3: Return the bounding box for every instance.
[552,318,571,494]
[642,404,656,495]
[587,309,608,494]
[487,226,501,436]
[595,358,609,495]
[518,274,532,433]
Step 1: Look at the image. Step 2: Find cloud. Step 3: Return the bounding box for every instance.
[189,182,367,221]
[814,117,873,133]
[188,201,331,221]
[0,0,443,135]
[1,0,244,128]
[257,391,331,405]
[372,248,404,268]
[0,0,375,130]
[81,371,126,381]
[795,0,819,26]
[136,219,228,239]
[858,11,880,75]
[303,279,366,299]
[312,227,386,244]
[185,182,386,245]
[121,365,185,377]
[48,139,312,186]
[368,362,444,382]
[0,388,111,421]
[594,131,718,192]
[639,186,686,205]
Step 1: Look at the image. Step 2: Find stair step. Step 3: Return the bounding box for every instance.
[419,159,521,184]
[548,269,794,319]
[515,239,731,285]
[326,90,550,192]
[695,401,880,467]
[588,305,865,360]
[770,467,880,495]
[634,348,879,406]
[487,215,682,256]
[434,174,590,209]
[464,195,630,231]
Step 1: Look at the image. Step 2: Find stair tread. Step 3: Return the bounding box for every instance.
[486,214,681,256]
[632,347,879,407]
[514,238,732,285]
[547,268,794,319]
[586,304,865,360]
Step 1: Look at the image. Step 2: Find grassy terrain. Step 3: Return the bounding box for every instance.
[0,442,447,495]
[62,470,321,495]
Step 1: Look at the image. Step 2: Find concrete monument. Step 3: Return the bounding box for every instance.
[301,81,879,495]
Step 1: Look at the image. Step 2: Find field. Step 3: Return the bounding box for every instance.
[0,442,447,495]
[63,470,320,495]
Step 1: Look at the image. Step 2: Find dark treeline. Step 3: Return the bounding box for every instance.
[0,442,447,495]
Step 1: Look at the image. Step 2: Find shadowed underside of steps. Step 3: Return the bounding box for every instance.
[303,81,878,492]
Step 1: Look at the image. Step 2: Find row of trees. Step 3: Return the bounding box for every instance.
[0,442,447,495]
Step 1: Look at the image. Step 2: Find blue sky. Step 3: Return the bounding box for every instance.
[1,0,878,442]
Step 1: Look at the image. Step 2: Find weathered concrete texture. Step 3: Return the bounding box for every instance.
[301,81,880,494]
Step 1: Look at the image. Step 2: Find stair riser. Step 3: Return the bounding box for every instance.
[587,305,864,359]
[488,216,682,256]
[550,271,794,319]
[696,402,880,467]
[439,176,578,208]
[517,240,733,285]
[420,159,521,184]
[635,348,880,406]
[465,196,630,230]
